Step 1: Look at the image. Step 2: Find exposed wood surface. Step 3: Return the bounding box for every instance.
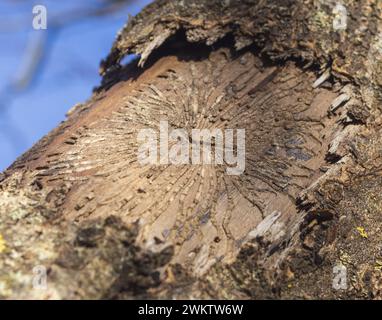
[0,0,382,299]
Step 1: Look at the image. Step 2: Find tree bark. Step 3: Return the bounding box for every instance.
[0,0,382,299]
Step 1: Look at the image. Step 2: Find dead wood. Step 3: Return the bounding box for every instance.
[0,0,382,299]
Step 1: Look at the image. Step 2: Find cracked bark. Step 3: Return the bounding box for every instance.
[1,0,382,299]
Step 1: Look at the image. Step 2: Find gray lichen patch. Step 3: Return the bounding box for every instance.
[0,178,176,299]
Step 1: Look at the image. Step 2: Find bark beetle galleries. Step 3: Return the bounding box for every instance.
[0,0,381,299]
[1,45,351,298]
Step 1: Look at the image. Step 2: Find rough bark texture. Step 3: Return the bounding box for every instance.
[0,0,382,299]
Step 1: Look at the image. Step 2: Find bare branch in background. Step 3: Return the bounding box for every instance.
[0,0,134,160]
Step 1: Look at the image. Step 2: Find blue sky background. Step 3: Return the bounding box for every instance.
[0,0,151,171]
